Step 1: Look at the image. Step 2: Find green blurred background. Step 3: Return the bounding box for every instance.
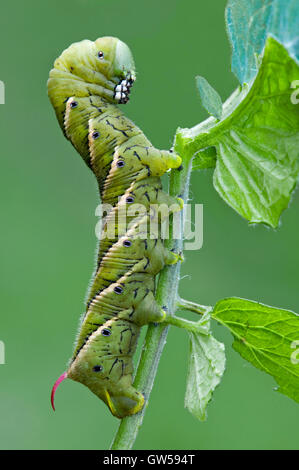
[1,0,298,450]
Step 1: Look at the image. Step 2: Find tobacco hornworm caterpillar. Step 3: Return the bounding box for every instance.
[48,37,182,418]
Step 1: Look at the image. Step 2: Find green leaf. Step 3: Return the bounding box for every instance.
[226,0,299,84]
[212,297,299,403]
[192,146,217,171]
[185,313,225,421]
[213,38,299,227]
[176,37,299,227]
[270,0,299,66]
[195,76,222,120]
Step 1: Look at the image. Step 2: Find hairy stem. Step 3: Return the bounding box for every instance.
[110,157,193,450]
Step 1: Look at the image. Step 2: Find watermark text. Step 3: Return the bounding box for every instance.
[0,81,4,104]
[290,80,299,105]
[95,202,203,251]
[0,341,5,364]
[291,340,299,365]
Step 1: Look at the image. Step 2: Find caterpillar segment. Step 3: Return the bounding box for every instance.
[48,36,182,418]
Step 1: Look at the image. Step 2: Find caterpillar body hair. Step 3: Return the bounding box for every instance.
[48,36,182,418]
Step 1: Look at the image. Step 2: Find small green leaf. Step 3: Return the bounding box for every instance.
[195,76,222,120]
[212,297,299,403]
[185,313,225,421]
[192,146,217,170]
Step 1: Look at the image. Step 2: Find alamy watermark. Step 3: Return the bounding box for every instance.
[0,81,5,104]
[0,341,5,364]
[290,80,299,105]
[290,340,299,365]
[95,202,203,251]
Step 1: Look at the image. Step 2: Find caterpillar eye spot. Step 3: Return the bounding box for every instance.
[97,51,104,59]
[117,160,125,168]
[101,328,112,337]
[114,286,123,294]
[70,101,78,108]
[93,365,103,372]
[123,240,132,247]
[92,131,100,140]
[126,196,134,204]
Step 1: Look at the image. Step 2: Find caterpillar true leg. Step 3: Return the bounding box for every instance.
[48,37,182,418]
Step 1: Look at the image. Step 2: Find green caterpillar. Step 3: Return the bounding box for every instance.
[48,37,182,418]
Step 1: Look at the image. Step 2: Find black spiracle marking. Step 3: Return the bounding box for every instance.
[92,131,100,139]
[101,328,112,337]
[114,286,123,294]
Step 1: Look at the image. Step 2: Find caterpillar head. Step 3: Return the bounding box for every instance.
[95,37,136,104]
[49,36,135,105]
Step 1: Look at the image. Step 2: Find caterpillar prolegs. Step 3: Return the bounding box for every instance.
[48,37,182,418]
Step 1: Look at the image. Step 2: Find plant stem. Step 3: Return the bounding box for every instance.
[177,298,212,315]
[110,155,193,450]
[164,314,203,332]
